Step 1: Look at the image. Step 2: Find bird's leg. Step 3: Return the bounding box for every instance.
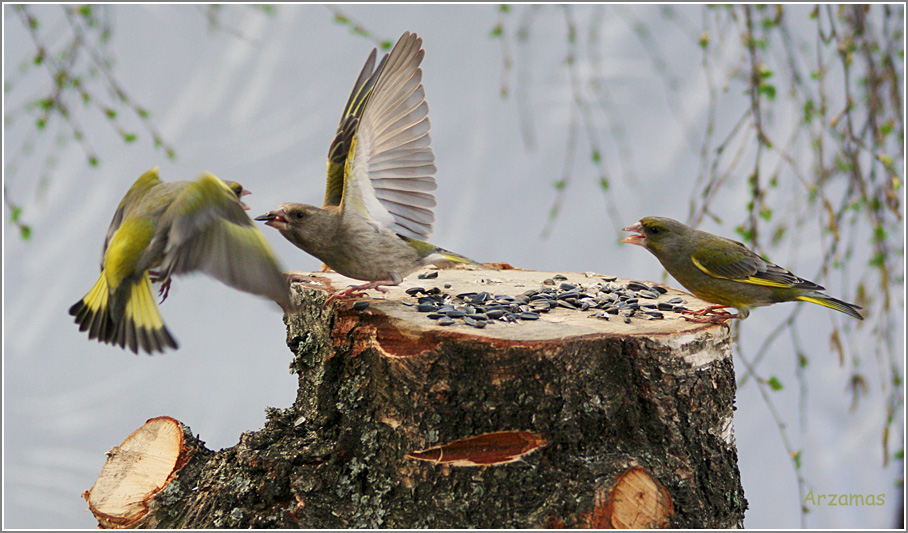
[679,305,739,323]
[149,270,172,303]
[325,281,393,305]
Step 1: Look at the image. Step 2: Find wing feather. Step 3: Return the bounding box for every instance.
[340,32,437,240]
[691,243,825,291]
[158,173,290,309]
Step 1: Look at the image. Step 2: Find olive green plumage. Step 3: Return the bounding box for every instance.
[70,167,291,354]
[256,32,478,299]
[621,216,863,320]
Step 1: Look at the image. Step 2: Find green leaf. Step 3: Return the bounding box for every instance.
[767,376,784,391]
[758,83,776,100]
[490,24,503,38]
[88,155,99,166]
[20,224,32,240]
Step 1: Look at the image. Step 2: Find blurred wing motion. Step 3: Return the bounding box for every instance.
[159,173,291,310]
[336,32,438,241]
[71,168,290,355]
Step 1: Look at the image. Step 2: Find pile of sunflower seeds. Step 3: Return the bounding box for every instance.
[401,275,689,329]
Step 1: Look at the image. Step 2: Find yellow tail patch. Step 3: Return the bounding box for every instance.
[82,275,110,315]
[124,274,166,332]
[440,251,475,264]
[796,295,863,320]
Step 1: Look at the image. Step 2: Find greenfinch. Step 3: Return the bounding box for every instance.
[255,32,477,302]
[621,216,863,320]
[70,167,291,354]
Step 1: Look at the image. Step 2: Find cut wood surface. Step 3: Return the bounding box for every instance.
[85,268,747,528]
[291,266,730,337]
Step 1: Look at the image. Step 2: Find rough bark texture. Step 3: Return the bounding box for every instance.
[86,269,747,528]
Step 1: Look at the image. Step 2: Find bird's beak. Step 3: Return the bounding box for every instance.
[255,209,288,230]
[620,222,646,246]
[238,189,251,211]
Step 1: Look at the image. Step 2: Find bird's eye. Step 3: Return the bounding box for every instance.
[295,211,305,219]
[650,227,659,234]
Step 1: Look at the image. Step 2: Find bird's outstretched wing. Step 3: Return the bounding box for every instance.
[159,173,291,309]
[339,32,438,241]
[324,48,388,208]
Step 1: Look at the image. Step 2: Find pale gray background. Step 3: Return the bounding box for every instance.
[3,4,904,529]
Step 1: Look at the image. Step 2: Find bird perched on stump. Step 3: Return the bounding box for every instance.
[256,31,477,304]
[621,216,863,321]
[70,167,292,355]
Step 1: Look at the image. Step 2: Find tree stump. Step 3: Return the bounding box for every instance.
[84,268,747,528]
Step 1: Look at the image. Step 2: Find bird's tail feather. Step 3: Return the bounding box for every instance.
[434,247,479,266]
[70,274,115,342]
[115,274,178,354]
[71,273,178,353]
[796,293,864,320]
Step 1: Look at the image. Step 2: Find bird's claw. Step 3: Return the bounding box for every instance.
[325,282,391,306]
[679,305,738,323]
[149,271,172,303]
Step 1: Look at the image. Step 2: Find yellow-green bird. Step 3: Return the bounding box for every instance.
[255,32,477,303]
[70,167,291,354]
[621,216,863,320]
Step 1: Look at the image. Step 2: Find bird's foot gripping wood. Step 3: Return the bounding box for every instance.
[325,281,392,305]
[680,305,740,323]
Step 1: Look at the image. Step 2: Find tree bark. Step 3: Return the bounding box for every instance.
[85,268,747,528]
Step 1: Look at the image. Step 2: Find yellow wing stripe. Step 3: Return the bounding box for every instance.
[691,255,792,288]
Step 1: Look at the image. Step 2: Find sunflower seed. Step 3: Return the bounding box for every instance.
[437,317,454,326]
[418,271,439,279]
[352,301,370,311]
